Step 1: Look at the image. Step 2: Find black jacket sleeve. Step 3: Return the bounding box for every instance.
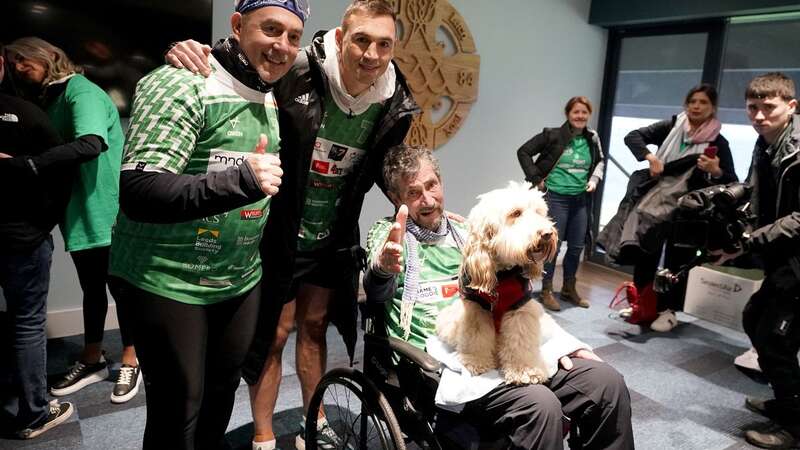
[363,266,399,304]
[119,164,266,224]
[624,119,673,161]
[747,212,800,255]
[4,135,106,176]
[516,129,549,185]
[712,136,738,184]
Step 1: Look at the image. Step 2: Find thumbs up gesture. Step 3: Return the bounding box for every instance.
[377,205,408,274]
[245,134,283,196]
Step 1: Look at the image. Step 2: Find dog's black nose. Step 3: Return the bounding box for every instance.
[540,231,553,241]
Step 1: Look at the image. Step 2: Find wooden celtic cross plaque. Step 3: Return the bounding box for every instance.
[390,0,481,149]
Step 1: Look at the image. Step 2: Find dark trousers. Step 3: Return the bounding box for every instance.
[461,359,634,449]
[544,191,588,284]
[0,236,53,430]
[742,279,800,436]
[110,278,260,450]
[71,246,133,347]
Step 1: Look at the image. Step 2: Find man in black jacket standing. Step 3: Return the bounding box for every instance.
[714,72,800,449]
[166,1,418,448]
[0,44,74,440]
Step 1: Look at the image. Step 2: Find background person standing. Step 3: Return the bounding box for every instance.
[517,96,605,311]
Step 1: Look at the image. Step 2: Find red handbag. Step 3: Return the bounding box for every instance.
[609,281,658,324]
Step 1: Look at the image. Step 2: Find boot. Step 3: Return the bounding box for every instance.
[540,280,561,311]
[561,278,590,308]
[745,423,798,449]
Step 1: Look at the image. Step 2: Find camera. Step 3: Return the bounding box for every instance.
[653,183,755,293]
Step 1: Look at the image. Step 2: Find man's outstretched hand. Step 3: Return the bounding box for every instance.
[165,40,212,76]
[559,349,603,370]
[376,205,408,274]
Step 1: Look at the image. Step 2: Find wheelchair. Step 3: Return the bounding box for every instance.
[303,300,571,449]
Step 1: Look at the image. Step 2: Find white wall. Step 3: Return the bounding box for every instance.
[0,0,606,337]
[216,0,608,237]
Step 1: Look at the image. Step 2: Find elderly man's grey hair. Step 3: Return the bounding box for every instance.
[382,144,441,196]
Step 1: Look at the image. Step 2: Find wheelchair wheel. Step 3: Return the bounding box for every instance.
[306,367,405,450]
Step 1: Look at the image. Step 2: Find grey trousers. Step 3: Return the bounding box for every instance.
[460,359,634,449]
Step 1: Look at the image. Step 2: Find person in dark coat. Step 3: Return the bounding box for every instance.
[164,1,419,448]
[0,42,75,440]
[598,84,738,332]
[713,72,800,450]
[517,96,605,312]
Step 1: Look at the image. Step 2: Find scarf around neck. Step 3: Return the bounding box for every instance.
[656,112,721,165]
[399,216,464,340]
[320,29,396,116]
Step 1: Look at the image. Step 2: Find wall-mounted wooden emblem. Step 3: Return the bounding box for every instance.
[391,0,480,150]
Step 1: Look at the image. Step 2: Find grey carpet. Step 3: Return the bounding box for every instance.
[0,280,775,449]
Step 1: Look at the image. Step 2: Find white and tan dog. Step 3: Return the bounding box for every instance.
[436,181,558,385]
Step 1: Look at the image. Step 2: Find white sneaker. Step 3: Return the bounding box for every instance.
[650,310,678,332]
[734,347,762,373]
[252,438,276,450]
[17,400,74,439]
[50,355,109,396]
[110,364,142,404]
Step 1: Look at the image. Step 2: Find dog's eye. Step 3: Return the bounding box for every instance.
[509,209,522,219]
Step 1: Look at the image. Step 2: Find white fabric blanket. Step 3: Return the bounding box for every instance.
[425,313,590,412]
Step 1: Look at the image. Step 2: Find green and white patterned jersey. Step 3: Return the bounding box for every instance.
[366,218,466,350]
[297,96,382,251]
[109,56,279,305]
[545,135,591,195]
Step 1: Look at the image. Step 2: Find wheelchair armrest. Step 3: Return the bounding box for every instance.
[365,333,442,373]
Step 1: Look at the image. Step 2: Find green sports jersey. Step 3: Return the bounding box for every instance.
[47,74,124,252]
[545,135,591,195]
[366,218,466,350]
[109,56,279,305]
[297,96,382,251]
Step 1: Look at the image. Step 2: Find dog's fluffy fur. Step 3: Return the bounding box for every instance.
[436,181,558,384]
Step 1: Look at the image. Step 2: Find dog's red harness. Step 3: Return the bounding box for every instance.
[462,268,533,332]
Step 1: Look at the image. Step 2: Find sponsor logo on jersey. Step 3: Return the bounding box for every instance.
[235,234,260,246]
[201,213,229,224]
[240,209,263,220]
[195,227,222,253]
[328,144,348,161]
[311,160,330,174]
[441,284,459,298]
[415,279,460,304]
[182,262,212,272]
[311,138,366,178]
[310,179,336,190]
[208,149,247,172]
[226,117,243,137]
[199,278,232,287]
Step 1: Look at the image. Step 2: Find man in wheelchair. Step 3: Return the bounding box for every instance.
[362,144,634,449]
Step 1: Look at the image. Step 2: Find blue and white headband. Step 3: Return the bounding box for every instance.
[235,0,310,23]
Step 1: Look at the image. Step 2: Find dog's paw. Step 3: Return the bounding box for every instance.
[461,355,496,376]
[503,366,549,385]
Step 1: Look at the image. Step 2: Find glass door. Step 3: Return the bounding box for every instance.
[598,32,710,231]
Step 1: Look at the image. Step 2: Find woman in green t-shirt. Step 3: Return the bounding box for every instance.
[517,97,605,312]
[7,38,139,403]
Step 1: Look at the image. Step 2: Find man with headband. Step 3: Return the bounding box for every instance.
[107,2,306,448]
[166,1,418,449]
